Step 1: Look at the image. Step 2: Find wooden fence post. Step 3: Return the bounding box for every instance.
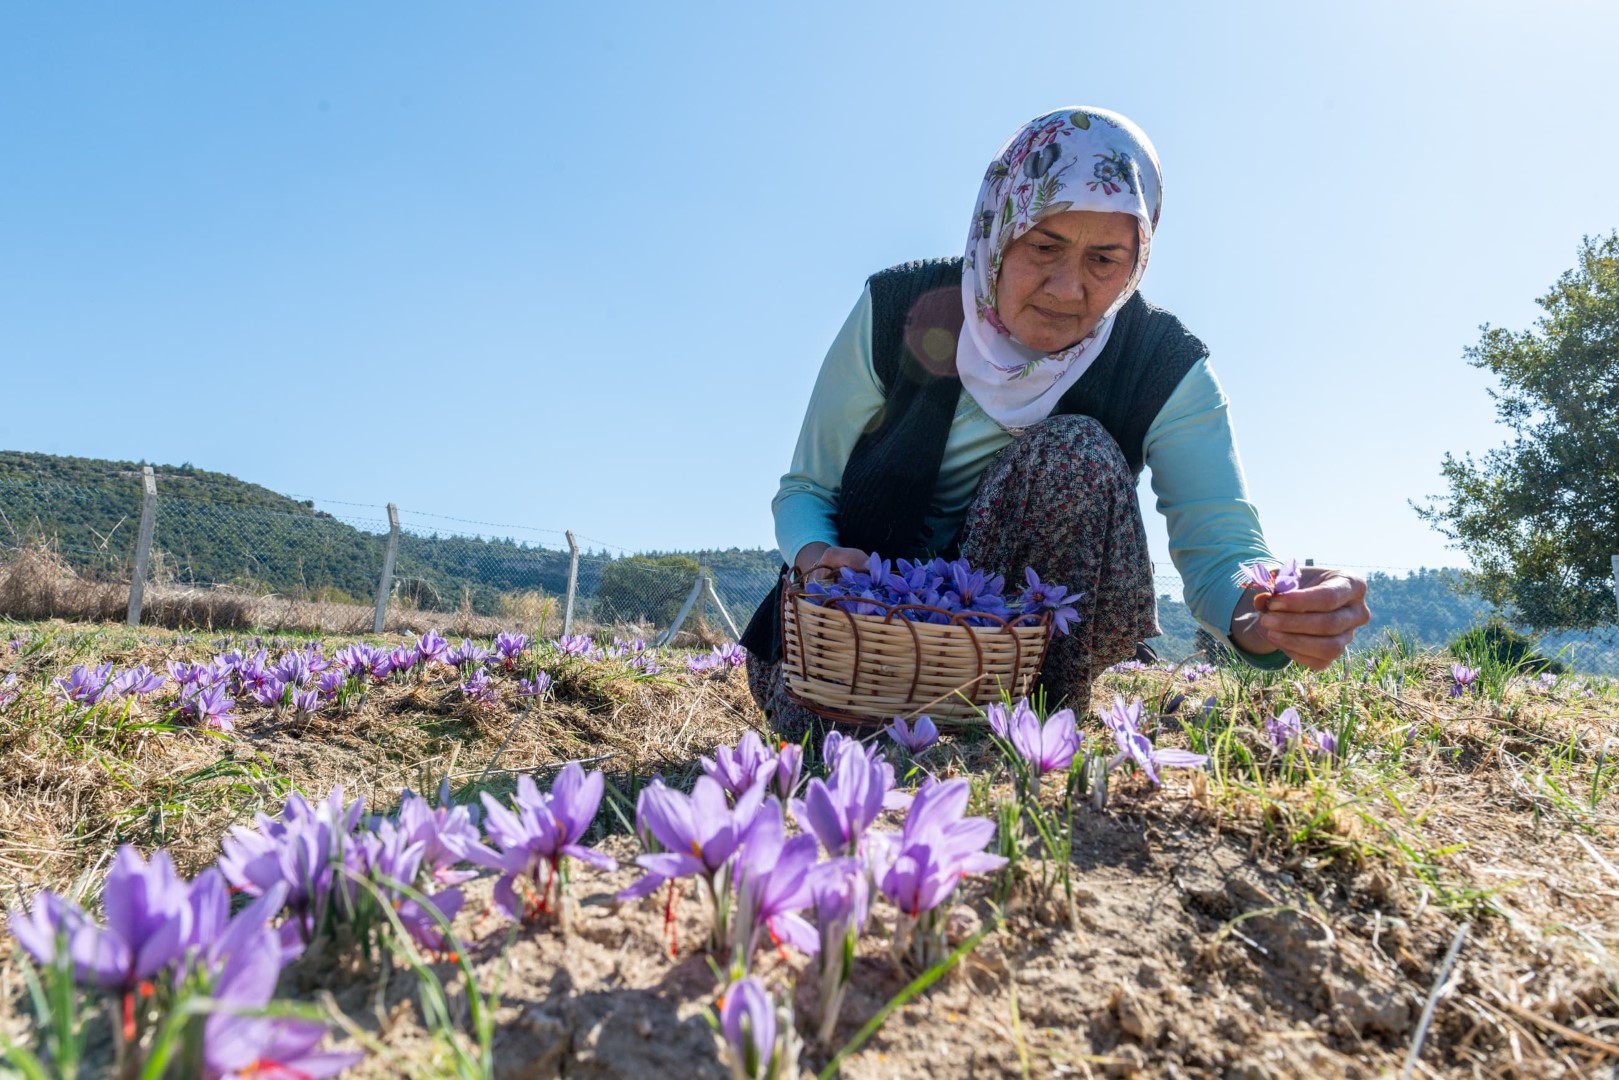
[562,531,580,637]
[126,467,157,627]
[373,503,400,634]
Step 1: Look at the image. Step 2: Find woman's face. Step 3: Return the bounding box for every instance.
[994,210,1140,353]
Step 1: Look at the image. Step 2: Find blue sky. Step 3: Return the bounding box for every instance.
[3,2,1616,574]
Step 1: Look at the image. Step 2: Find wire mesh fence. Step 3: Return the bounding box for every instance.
[1,469,1616,672]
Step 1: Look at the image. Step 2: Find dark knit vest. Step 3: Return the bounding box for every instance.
[741,257,1208,660]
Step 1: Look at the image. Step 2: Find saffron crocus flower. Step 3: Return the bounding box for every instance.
[415,630,450,667]
[107,665,166,700]
[1265,706,1304,749]
[494,632,530,668]
[473,763,617,922]
[688,653,721,675]
[17,846,191,992]
[291,687,320,720]
[516,672,552,698]
[395,784,488,886]
[0,673,19,710]
[218,788,366,941]
[184,684,238,732]
[701,731,778,800]
[460,668,497,705]
[1239,558,1300,595]
[1101,696,1207,786]
[810,859,868,1044]
[1450,663,1479,697]
[317,670,346,699]
[885,715,939,756]
[202,933,362,1080]
[770,742,804,800]
[1006,703,1081,796]
[617,776,765,948]
[1017,567,1080,635]
[719,976,777,1080]
[795,744,890,858]
[1312,729,1339,757]
[447,639,491,670]
[553,634,594,657]
[55,663,113,706]
[731,799,821,970]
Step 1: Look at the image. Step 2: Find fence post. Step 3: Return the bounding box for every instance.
[373,503,400,634]
[653,571,707,648]
[704,573,741,640]
[126,467,157,627]
[1611,554,1619,621]
[562,531,580,637]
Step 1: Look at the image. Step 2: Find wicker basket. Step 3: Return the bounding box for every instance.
[779,584,1053,726]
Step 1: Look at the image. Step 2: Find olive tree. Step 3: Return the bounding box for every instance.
[1417,232,1619,632]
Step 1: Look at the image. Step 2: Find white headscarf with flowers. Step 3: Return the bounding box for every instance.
[958,107,1164,429]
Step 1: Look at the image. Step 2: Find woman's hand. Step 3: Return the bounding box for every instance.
[792,543,871,583]
[1239,567,1371,671]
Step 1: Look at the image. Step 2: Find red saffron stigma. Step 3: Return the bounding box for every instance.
[122,990,136,1041]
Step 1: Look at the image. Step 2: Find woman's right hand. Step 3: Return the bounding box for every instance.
[792,543,870,583]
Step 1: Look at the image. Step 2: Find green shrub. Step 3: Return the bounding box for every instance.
[1449,618,1567,674]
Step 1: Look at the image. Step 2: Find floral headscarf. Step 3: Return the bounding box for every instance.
[957,107,1164,429]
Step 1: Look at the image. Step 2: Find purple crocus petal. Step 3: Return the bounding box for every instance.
[7,892,88,968]
[901,778,971,841]
[768,912,821,956]
[491,874,523,921]
[102,845,191,984]
[719,977,775,1080]
[1153,748,1209,770]
[798,780,850,856]
[1272,559,1301,593]
[615,871,669,902]
[548,762,604,844]
[560,843,619,872]
[642,780,701,857]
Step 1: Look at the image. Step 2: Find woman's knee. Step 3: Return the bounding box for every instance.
[1022,414,1128,470]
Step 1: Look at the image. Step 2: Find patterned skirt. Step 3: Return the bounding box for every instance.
[747,414,1160,738]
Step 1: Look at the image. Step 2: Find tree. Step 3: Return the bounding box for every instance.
[1417,233,1619,632]
[594,554,702,627]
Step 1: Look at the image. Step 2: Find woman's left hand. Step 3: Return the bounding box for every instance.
[1249,568,1371,670]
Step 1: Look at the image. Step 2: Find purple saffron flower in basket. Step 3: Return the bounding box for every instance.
[1239,558,1301,596]
[701,731,777,800]
[494,632,530,668]
[885,714,939,756]
[1016,568,1080,635]
[472,762,617,921]
[719,976,777,1080]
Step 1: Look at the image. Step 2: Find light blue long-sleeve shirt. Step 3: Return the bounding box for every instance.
[773,286,1285,665]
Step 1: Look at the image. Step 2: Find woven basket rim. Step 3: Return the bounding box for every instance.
[779,582,1054,726]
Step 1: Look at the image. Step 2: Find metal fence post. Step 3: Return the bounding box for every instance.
[653,571,707,648]
[373,503,400,634]
[704,572,741,640]
[126,467,157,627]
[562,531,580,637]
[1611,554,1618,621]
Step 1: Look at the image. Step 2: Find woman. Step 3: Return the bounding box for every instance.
[741,107,1369,733]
